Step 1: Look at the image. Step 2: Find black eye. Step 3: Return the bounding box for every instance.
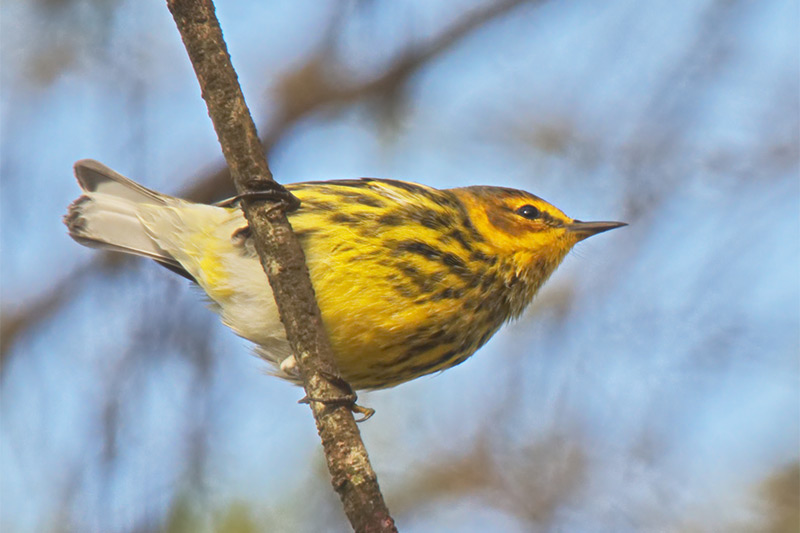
[516,204,541,220]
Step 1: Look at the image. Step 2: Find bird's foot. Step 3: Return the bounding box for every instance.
[298,370,375,422]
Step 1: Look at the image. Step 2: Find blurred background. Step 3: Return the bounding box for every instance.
[1,0,798,531]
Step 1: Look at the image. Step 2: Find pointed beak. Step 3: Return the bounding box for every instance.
[567,220,627,241]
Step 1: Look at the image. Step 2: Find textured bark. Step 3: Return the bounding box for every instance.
[165,1,396,531]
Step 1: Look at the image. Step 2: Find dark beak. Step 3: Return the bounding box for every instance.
[568,220,627,241]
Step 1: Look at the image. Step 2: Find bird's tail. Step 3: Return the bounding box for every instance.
[64,159,188,276]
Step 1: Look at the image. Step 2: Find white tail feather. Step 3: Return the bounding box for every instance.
[65,160,179,268]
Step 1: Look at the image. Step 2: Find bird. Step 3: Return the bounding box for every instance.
[65,159,625,392]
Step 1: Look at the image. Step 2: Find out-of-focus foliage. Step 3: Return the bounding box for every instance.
[1,0,797,532]
[760,463,799,533]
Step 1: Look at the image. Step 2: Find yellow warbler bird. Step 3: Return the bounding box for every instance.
[65,160,625,390]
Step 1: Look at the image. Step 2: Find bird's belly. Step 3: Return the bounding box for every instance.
[313,275,505,389]
[210,225,510,389]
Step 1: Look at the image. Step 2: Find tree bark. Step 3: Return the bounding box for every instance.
[165,1,396,531]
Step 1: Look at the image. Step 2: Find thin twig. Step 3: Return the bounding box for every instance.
[164,1,395,531]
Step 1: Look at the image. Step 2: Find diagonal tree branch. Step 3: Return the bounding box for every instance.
[164,1,395,532]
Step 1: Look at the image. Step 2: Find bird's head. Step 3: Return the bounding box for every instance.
[453,185,626,283]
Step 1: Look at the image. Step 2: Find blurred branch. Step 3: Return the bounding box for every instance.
[1,277,74,366]
[0,253,126,375]
[165,1,395,531]
[386,432,585,529]
[760,462,800,533]
[0,0,536,368]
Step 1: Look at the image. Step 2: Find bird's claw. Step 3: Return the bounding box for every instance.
[298,370,375,422]
[218,179,300,213]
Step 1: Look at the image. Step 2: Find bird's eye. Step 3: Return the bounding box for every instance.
[516,204,541,220]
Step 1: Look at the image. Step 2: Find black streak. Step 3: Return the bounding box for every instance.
[330,212,360,225]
